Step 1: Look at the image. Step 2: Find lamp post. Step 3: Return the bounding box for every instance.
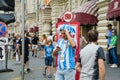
[21,0,25,80]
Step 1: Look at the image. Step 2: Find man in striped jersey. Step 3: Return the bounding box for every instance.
[53,29,76,80]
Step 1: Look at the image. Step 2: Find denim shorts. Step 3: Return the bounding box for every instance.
[45,56,53,66]
[55,69,76,80]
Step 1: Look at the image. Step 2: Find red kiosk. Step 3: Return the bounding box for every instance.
[56,11,80,80]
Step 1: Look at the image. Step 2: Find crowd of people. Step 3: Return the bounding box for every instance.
[7,23,119,80]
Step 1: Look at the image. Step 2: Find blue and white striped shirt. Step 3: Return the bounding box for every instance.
[55,38,76,70]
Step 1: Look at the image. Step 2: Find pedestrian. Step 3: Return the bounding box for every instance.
[105,24,113,64]
[43,40,54,78]
[47,31,53,41]
[40,34,47,58]
[11,34,17,60]
[76,30,105,80]
[53,29,76,80]
[18,32,31,73]
[52,35,57,77]
[108,29,118,68]
[31,33,39,57]
[16,34,22,64]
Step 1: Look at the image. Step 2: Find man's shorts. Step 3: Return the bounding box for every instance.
[24,51,29,64]
[24,56,29,64]
[32,45,38,50]
[45,56,53,66]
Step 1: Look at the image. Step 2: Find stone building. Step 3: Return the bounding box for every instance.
[14,0,120,53]
[97,0,120,53]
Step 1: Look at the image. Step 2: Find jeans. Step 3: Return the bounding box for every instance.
[55,69,76,80]
[110,47,118,64]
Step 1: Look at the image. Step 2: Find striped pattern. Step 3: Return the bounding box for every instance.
[55,38,76,70]
[75,0,98,16]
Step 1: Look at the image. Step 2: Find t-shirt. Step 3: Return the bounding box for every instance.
[109,35,118,47]
[44,45,54,57]
[18,37,30,56]
[106,30,113,46]
[78,43,105,80]
[54,38,76,70]
[31,36,39,44]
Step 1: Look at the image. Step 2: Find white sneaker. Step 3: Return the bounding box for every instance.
[18,61,21,64]
[110,64,118,68]
[24,69,28,74]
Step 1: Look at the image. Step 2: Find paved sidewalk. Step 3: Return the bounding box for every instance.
[0,51,120,80]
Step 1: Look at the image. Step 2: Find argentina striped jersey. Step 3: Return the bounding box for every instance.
[55,38,76,70]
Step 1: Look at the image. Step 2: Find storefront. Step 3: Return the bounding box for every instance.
[57,0,98,39]
[74,0,98,38]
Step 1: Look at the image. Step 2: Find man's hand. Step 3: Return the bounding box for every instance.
[65,29,76,48]
[65,29,70,36]
[108,46,113,50]
[53,46,61,56]
[76,62,81,72]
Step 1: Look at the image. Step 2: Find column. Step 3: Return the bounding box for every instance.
[38,11,42,38]
[42,22,51,36]
[50,0,66,35]
[97,0,111,50]
[41,6,52,37]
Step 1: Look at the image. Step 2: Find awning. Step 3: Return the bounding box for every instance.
[107,0,120,21]
[57,11,66,23]
[74,0,98,25]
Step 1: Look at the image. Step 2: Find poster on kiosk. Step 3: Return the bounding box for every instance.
[56,11,80,80]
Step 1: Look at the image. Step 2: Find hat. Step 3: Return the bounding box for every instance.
[57,24,76,36]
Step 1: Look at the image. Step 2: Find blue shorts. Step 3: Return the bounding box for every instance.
[45,56,53,66]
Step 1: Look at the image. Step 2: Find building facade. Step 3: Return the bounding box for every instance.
[14,0,120,53]
[97,0,120,53]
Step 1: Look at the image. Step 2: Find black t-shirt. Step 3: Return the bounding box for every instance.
[18,37,30,56]
[31,36,39,44]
